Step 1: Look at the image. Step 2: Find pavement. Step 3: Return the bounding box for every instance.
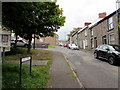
[47,51,81,88]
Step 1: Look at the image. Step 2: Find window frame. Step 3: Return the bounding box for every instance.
[108,33,115,44]
[108,17,114,30]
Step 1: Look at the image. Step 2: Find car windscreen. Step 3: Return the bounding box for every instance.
[112,45,120,51]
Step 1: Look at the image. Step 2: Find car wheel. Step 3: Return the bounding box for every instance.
[94,52,98,59]
[108,57,116,65]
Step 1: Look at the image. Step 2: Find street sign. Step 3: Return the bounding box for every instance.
[21,57,31,62]
[19,56,32,86]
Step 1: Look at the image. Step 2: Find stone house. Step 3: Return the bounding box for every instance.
[78,23,91,49]
[88,9,120,50]
[32,34,59,46]
[71,31,78,45]
[71,9,120,50]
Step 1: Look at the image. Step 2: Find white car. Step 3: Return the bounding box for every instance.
[69,44,79,50]
[11,40,29,47]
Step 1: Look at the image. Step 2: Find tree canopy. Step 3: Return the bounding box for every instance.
[2,2,65,52]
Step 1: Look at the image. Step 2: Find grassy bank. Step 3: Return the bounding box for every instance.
[3,47,53,88]
[48,45,56,48]
[2,63,50,88]
[5,47,52,60]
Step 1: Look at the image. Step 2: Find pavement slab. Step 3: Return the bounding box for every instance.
[47,51,80,88]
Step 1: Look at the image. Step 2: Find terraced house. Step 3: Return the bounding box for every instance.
[78,23,91,49]
[71,8,120,50]
[89,8,120,50]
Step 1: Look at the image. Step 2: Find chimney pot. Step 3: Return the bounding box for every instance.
[84,22,91,26]
[99,12,106,18]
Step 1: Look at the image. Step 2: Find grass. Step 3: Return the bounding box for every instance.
[3,47,53,88]
[2,63,51,88]
[48,45,56,48]
[5,47,52,60]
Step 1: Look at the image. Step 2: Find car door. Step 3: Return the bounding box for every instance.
[97,45,103,58]
[17,40,24,46]
[101,45,108,59]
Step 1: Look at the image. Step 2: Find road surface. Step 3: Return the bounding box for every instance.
[46,46,119,88]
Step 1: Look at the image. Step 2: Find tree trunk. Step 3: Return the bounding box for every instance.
[33,34,35,49]
[27,34,32,53]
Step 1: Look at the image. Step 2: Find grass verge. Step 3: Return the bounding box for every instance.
[5,47,52,60]
[2,62,51,88]
[3,47,53,88]
[48,45,56,48]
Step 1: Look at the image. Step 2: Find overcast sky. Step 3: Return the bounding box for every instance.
[56,0,118,41]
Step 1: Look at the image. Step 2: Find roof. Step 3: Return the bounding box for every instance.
[88,8,120,29]
[88,18,102,29]
[78,26,88,34]
[71,31,78,37]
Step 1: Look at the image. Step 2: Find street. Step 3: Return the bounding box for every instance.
[46,46,119,88]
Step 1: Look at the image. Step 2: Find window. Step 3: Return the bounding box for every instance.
[109,33,115,44]
[85,30,87,36]
[91,38,94,48]
[102,35,107,44]
[91,30,93,36]
[85,39,88,46]
[108,17,113,30]
[99,45,103,49]
[2,35,8,43]
[94,37,97,48]
[102,45,108,50]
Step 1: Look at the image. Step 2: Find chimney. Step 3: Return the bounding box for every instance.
[84,22,91,26]
[99,12,106,18]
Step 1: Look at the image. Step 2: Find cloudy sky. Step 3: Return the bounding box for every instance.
[56,0,118,41]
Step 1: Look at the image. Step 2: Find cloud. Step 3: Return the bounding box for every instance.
[56,0,117,40]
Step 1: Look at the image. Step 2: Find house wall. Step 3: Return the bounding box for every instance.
[44,35,58,46]
[89,13,119,50]
[32,34,59,46]
[72,33,78,45]
[78,27,90,50]
[77,10,119,51]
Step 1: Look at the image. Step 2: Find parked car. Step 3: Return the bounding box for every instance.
[94,44,120,65]
[63,44,68,47]
[67,44,71,49]
[11,40,29,47]
[69,44,79,50]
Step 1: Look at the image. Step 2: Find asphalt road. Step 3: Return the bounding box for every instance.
[46,46,119,88]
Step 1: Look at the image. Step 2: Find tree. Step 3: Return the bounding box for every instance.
[2,2,65,53]
[67,27,81,40]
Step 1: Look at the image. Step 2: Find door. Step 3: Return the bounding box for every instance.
[100,45,108,59]
[102,35,107,44]
[83,40,85,49]
[94,37,97,48]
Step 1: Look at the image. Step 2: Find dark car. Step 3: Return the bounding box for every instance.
[94,44,120,65]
